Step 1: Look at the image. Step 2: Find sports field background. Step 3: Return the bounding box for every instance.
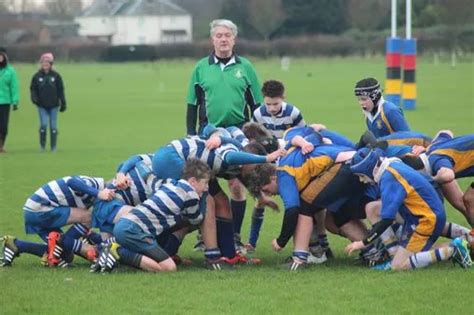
[0,57,473,314]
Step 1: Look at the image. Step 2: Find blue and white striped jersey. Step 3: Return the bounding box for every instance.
[24,176,105,212]
[122,179,204,237]
[170,136,239,176]
[224,126,249,147]
[252,102,305,138]
[115,161,171,206]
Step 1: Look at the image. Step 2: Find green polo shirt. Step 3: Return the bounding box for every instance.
[186,54,263,127]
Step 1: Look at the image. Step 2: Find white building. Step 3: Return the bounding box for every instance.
[75,0,192,45]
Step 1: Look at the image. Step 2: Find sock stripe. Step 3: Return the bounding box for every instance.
[409,256,416,269]
[434,249,442,262]
[74,224,88,236]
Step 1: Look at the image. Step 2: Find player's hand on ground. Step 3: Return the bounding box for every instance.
[345,241,365,255]
[256,194,279,212]
[205,135,221,149]
[301,141,314,155]
[411,145,426,156]
[98,188,116,201]
[272,239,283,252]
[266,148,287,162]
[115,173,131,189]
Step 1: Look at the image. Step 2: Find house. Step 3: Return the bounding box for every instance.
[0,13,84,45]
[75,0,192,45]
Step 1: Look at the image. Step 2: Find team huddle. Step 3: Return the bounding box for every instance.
[1,75,473,273]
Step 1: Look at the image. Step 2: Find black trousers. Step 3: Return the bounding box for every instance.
[0,105,11,143]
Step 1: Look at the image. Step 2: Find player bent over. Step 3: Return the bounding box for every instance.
[345,149,472,270]
[1,176,114,267]
[95,159,210,273]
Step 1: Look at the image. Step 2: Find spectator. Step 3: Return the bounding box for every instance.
[30,53,66,152]
[0,48,19,153]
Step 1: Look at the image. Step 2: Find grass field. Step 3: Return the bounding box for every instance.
[0,57,473,314]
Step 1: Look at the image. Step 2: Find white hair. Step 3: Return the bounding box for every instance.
[210,19,238,37]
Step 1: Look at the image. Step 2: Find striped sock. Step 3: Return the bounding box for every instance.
[445,222,470,239]
[62,224,89,254]
[409,247,454,269]
[292,250,309,263]
[204,248,221,260]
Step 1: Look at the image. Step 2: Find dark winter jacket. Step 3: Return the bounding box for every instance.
[30,69,66,108]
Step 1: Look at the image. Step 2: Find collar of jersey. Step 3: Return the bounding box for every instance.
[364,96,385,122]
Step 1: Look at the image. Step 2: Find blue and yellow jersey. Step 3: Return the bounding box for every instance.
[378,160,445,230]
[319,129,356,148]
[277,144,353,209]
[282,126,322,150]
[426,134,474,178]
[365,100,410,138]
[379,131,431,148]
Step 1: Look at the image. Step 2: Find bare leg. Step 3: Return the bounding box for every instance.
[365,201,381,224]
[201,195,218,249]
[66,207,92,226]
[228,178,246,201]
[463,185,474,226]
[339,220,368,242]
[214,191,232,219]
[293,215,313,251]
[140,256,176,272]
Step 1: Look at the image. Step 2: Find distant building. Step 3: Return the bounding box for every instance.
[75,0,192,45]
[0,13,82,45]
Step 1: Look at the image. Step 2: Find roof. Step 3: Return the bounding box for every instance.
[81,0,189,17]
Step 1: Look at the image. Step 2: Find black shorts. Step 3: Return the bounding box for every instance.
[299,163,369,226]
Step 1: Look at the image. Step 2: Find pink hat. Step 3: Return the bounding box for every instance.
[40,52,54,63]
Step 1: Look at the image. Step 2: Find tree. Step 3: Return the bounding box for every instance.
[247,0,286,40]
[436,0,474,49]
[275,0,349,36]
[347,0,391,31]
[45,0,82,18]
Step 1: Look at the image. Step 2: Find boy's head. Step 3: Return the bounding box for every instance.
[350,148,384,184]
[242,122,271,141]
[354,78,382,113]
[40,52,54,72]
[262,80,285,116]
[245,163,278,198]
[181,159,211,196]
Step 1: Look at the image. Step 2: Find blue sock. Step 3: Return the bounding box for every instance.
[292,250,309,263]
[117,246,142,268]
[248,207,265,248]
[204,248,221,260]
[87,231,103,245]
[216,216,236,258]
[231,200,246,235]
[164,234,182,256]
[62,224,88,254]
[14,239,47,257]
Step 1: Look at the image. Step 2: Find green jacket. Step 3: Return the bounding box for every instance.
[0,64,20,106]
